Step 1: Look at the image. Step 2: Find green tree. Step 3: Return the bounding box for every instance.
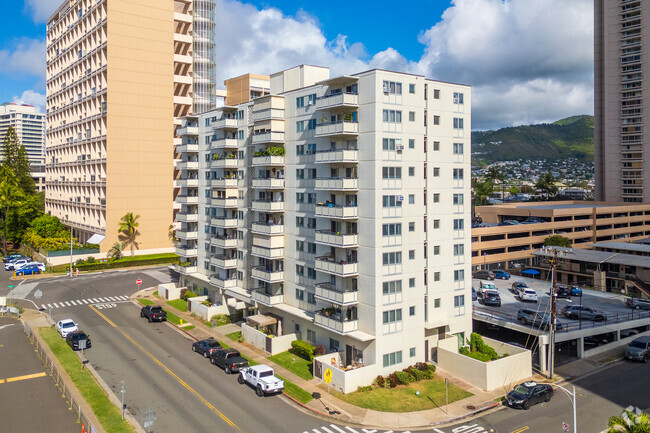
[607,409,650,433]
[472,178,494,207]
[2,126,35,195]
[484,166,505,183]
[29,214,67,238]
[535,172,558,199]
[543,235,572,248]
[118,212,140,257]
[106,242,125,262]
[0,166,24,255]
[508,186,520,196]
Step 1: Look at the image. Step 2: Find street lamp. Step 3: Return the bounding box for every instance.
[554,383,577,433]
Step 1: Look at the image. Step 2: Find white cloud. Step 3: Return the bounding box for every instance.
[12,90,46,112]
[0,38,46,79]
[24,0,59,23]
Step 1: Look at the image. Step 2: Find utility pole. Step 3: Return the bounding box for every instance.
[549,248,558,379]
[69,225,73,277]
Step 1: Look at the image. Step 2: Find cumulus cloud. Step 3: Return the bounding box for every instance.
[12,90,46,112]
[24,0,59,23]
[0,38,46,79]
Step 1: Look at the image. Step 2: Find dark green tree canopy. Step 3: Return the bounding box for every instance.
[543,235,572,248]
[2,125,35,195]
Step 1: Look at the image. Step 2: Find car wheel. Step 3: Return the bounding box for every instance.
[210,357,215,365]
[148,316,152,323]
[256,385,264,397]
[519,318,527,325]
[203,351,208,358]
[225,365,231,374]
[523,400,530,410]
[545,393,552,402]
[140,312,145,317]
[644,355,648,364]
[237,375,244,384]
[635,305,640,310]
[192,345,196,352]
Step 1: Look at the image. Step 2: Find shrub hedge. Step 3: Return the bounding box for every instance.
[291,340,315,361]
[53,255,178,272]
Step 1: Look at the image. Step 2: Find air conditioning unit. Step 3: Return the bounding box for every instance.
[396,144,404,151]
[383,86,391,93]
[453,97,459,104]
[397,195,404,202]
[307,100,314,106]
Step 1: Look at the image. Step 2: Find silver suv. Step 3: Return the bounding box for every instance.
[624,336,650,363]
[625,298,650,310]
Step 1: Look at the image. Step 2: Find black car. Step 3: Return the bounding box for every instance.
[561,305,606,322]
[473,270,495,280]
[479,290,501,307]
[192,338,222,358]
[66,331,91,351]
[517,308,562,330]
[507,381,553,410]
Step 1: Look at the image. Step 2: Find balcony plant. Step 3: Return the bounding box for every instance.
[343,112,355,122]
[267,146,285,156]
[211,153,222,160]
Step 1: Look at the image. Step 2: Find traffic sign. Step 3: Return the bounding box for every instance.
[323,368,332,384]
[563,422,569,432]
[34,289,43,300]
[136,279,142,286]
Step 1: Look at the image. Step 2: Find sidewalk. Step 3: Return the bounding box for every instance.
[134,288,511,430]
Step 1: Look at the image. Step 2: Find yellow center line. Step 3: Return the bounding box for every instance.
[89,305,242,432]
[511,427,530,433]
[1,372,47,383]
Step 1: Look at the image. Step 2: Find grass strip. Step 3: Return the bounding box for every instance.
[166,299,188,312]
[183,325,195,331]
[137,299,154,306]
[39,327,136,433]
[268,351,313,381]
[225,331,242,342]
[276,374,313,405]
[163,310,182,325]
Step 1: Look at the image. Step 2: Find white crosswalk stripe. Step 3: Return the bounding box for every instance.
[41,297,132,309]
[64,301,71,306]
[52,302,59,308]
[81,299,89,304]
[70,300,78,305]
[304,427,409,433]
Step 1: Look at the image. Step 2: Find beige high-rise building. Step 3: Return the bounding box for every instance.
[45,0,215,250]
[595,0,648,202]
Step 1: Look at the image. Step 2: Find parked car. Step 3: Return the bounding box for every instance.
[492,270,511,280]
[523,217,546,224]
[561,305,606,322]
[140,305,167,322]
[22,261,45,272]
[511,281,528,293]
[3,253,23,263]
[192,338,222,358]
[507,381,553,409]
[210,348,249,374]
[570,285,583,297]
[517,309,562,330]
[479,289,501,307]
[473,270,495,280]
[471,287,477,302]
[15,265,41,276]
[66,330,91,351]
[237,365,284,396]
[519,289,538,303]
[584,335,609,347]
[553,285,573,299]
[500,220,520,226]
[56,319,78,337]
[624,336,650,363]
[5,259,28,271]
[625,298,650,311]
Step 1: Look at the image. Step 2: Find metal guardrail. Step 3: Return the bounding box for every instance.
[23,323,99,433]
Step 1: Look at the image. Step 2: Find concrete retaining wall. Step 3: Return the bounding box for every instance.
[313,352,377,394]
[158,283,182,300]
[188,296,228,320]
[241,323,297,355]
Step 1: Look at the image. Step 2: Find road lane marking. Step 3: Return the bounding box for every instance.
[2,372,47,383]
[510,427,529,433]
[52,302,59,308]
[89,305,243,432]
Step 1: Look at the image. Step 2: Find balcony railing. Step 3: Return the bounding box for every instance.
[211,138,238,149]
[176,196,199,205]
[209,275,239,289]
[173,264,198,275]
[212,118,238,130]
[315,204,358,219]
[176,230,198,240]
[251,200,285,212]
[176,143,199,153]
[211,197,238,208]
[251,155,285,166]
[252,131,284,144]
[315,231,358,248]
[211,158,239,169]
[315,149,358,164]
[210,236,237,248]
[177,125,199,136]
[251,266,284,283]
[252,178,285,189]
[176,161,199,170]
[251,289,284,306]
[315,121,358,137]
[251,223,284,235]
[175,246,198,257]
[174,178,199,188]
[176,213,199,223]
[210,178,238,188]
[315,257,358,276]
[314,282,358,305]
[314,311,359,334]
[251,245,284,259]
[252,108,284,122]
[315,93,359,111]
[314,178,358,191]
[211,255,238,268]
[211,218,238,228]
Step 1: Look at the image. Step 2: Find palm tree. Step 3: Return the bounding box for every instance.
[607,408,650,432]
[535,172,558,199]
[472,178,494,207]
[484,166,505,184]
[168,224,178,246]
[106,242,125,262]
[118,213,140,257]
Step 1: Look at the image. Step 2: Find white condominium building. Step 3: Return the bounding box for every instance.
[174,65,472,387]
[0,103,46,191]
[44,0,215,249]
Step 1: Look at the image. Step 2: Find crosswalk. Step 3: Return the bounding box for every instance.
[41,295,131,310]
[304,425,413,433]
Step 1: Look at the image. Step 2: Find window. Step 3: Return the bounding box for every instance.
[382,167,402,179]
[382,252,402,265]
[296,145,305,155]
[409,111,415,122]
[296,265,304,276]
[383,350,402,367]
[295,288,304,300]
[382,138,402,150]
[453,142,464,155]
[382,280,402,294]
[408,194,415,204]
[433,89,440,99]
[433,115,440,125]
[454,219,464,230]
[382,195,403,208]
[296,96,305,108]
[434,298,441,308]
[296,121,305,132]
[307,242,316,254]
[453,168,464,180]
[434,272,441,282]
[238,130,245,140]
[453,194,464,205]
[454,269,465,281]
[307,329,316,343]
[296,240,304,252]
[408,138,415,149]
[433,141,440,151]
[454,295,465,308]
[382,309,402,324]
[409,347,416,357]
[296,217,304,227]
[382,223,402,236]
[296,169,304,180]
[433,193,440,203]
[409,250,415,260]
[434,219,440,229]
[409,222,415,232]
[307,292,316,304]
[329,338,339,351]
[409,83,415,94]
[453,92,464,104]
[296,193,304,203]
[409,278,415,288]
[307,193,316,204]
[308,169,317,179]
[454,244,465,256]
[307,267,316,279]
[383,81,402,94]
[433,245,440,255]
[383,110,402,123]
[453,118,464,129]
[409,167,415,177]
[307,119,317,130]
[409,306,415,316]
[307,143,316,154]
[433,167,440,177]
[307,218,316,228]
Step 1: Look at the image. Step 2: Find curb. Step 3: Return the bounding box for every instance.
[430,401,502,426]
[281,393,330,417]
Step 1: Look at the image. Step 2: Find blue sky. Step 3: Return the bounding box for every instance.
[0,0,594,130]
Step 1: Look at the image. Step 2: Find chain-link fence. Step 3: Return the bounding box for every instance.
[23,322,99,433]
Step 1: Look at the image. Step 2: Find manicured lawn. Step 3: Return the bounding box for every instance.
[153,291,158,297]
[183,325,195,331]
[276,374,313,405]
[39,327,136,433]
[268,350,313,381]
[137,299,154,306]
[164,310,183,325]
[166,299,188,312]
[225,331,241,342]
[331,377,473,412]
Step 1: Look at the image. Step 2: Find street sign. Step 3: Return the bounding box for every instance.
[34,289,43,300]
[323,368,332,384]
[78,339,87,350]
[136,279,142,286]
[563,422,569,432]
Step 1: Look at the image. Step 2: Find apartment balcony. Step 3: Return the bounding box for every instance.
[315,121,358,138]
[252,108,284,122]
[251,266,284,283]
[314,178,358,191]
[213,118,238,130]
[211,197,238,208]
[175,196,199,205]
[210,178,238,188]
[211,255,238,269]
[252,235,284,249]
[252,178,284,189]
[211,217,238,228]
[174,178,199,188]
[209,275,239,289]
[252,131,284,144]
[315,257,358,277]
[177,125,199,136]
[251,200,284,212]
[176,230,198,240]
[251,155,285,166]
[315,204,358,219]
[315,283,359,306]
[176,143,199,153]
[173,54,192,65]
[251,223,284,236]
[176,161,199,170]
[315,149,358,164]
[176,213,199,223]
[174,95,193,106]
[175,246,198,257]
[315,231,358,248]
[210,158,239,169]
[315,93,359,111]
[173,264,198,275]
[211,236,238,249]
[314,311,358,334]
[211,138,238,149]
[251,289,284,306]
[251,245,284,259]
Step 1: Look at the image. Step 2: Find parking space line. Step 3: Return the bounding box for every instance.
[510,427,529,433]
[89,305,243,432]
[2,372,47,384]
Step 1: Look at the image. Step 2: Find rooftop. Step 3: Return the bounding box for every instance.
[592,241,650,254]
[533,247,650,269]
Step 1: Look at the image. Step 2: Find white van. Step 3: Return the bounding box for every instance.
[480,281,496,291]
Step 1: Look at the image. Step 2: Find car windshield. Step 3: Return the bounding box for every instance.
[513,385,531,395]
[62,322,76,328]
[629,341,647,349]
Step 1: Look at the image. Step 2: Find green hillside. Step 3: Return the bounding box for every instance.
[472,115,594,165]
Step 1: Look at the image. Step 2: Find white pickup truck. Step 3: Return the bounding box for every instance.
[237,364,285,397]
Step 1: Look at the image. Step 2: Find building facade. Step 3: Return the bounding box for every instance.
[45,0,215,250]
[595,0,649,202]
[174,65,472,385]
[0,103,46,191]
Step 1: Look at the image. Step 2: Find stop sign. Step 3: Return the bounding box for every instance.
[136,279,142,286]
